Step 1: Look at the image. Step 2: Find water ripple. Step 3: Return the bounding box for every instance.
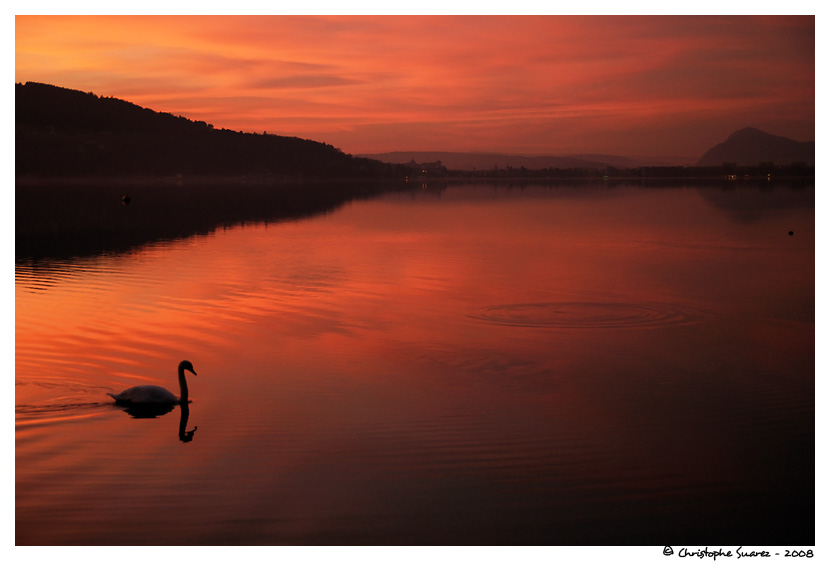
[468,301,702,329]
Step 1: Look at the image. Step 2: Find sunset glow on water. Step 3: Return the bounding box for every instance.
[15,182,814,545]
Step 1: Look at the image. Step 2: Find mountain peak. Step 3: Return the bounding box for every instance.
[728,127,766,138]
[697,127,813,167]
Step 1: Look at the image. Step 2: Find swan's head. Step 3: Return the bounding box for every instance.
[179,360,197,376]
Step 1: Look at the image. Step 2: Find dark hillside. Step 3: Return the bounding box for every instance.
[15,82,401,179]
[697,127,814,167]
[15,82,414,260]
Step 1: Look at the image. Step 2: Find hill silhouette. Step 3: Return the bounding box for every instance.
[15,81,402,179]
[15,82,414,260]
[697,127,814,167]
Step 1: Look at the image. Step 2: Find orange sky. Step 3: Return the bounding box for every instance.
[14,15,815,159]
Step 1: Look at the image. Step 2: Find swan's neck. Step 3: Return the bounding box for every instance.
[178,367,189,403]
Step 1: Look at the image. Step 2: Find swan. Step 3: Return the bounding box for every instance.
[108,360,197,406]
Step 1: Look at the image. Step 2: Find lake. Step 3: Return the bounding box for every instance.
[15,180,815,545]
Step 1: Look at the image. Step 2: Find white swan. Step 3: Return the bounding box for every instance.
[108,360,197,405]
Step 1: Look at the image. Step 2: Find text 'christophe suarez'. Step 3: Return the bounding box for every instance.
[663,546,813,559]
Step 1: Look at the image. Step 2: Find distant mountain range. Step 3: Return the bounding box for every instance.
[361,128,813,171]
[356,151,696,171]
[696,127,814,167]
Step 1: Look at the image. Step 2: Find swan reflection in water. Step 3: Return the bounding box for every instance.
[108,360,199,442]
[114,401,198,442]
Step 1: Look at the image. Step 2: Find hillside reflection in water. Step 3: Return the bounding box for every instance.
[15,182,814,545]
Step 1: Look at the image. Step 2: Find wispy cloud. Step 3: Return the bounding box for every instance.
[253,75,363,89]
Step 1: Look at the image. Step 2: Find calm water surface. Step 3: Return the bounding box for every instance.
[15,182,814,545]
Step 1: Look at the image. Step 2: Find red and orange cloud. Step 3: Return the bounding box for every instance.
[15,15,814,159]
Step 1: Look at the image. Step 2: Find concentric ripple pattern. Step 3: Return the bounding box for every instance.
[469,301,702,329]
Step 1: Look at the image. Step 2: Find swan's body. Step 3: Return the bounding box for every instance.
[109,385,179,404]
[108,360,197,405]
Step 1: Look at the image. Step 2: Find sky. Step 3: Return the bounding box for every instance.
[14,14,815,160]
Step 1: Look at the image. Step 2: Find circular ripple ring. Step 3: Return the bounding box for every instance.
[469,302,700,329]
